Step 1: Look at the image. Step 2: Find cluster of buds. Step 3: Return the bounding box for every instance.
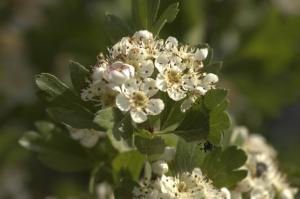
[81,30,219,123]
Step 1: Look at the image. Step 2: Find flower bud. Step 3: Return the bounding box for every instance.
[194,48,208,61]
[104,61,135,84]
[203,73,219,84]
[160,147,176,162]
[92,66,105,81]
[221,187,231,199]
[165,36,178,49]
[133,30,153,43]
[152,160,169,176]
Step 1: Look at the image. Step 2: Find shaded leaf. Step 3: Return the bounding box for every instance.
[69,60,89,93]
[105,14,132,42]
[173,139,205,173]
[152,2,179,36]
[47,107,102,130]
[135,135,165,155]
[94,107,114,130]
[204,89,228,110]
[112,150,145,181]
[201,146,247,188]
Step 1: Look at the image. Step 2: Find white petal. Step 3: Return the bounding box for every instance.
[180,98,193,112]
[132,30,153,43]
[194,48,208,61]
[156,74,168,91]
[116,94,130,111]
[165,36,178,49]
[182,74,196,91]
[196,86,207,95]
[92,66,105,81]
[221,188,231,199]
[141,78,159,97]
[130,110,147,123]
[203,73,219,84]
[155,54,169,73]
[152,160,169,176]
[167,87,186,101]
[140,60,154,77]
[146,99,164,115]
[122,78,140,95]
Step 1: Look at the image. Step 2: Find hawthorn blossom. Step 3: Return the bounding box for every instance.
[230,127,298,199]
[133,168,230,199]
[115,78,164,123]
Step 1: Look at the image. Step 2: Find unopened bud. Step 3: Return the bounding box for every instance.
[194,48,208,61]
[104,61,135,84]
[160,147,176,162]
[152,160,169,176]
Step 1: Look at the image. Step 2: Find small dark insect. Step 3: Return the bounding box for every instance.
[200,141,214,152]
[256,162,268,177]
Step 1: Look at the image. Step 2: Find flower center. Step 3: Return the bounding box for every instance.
[167,69,181,84]
[178,181,188,193]
[131,91,148,107]
[256,162,268,177]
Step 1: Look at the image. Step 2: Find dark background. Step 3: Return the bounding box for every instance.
[0,0,300,198]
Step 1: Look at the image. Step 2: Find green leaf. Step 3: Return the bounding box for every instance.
[208,107,231,145]
[173,139,205,173]
[175,97,209,141]
[94,107,114,130]
[112,111,134,143]
[147,0,160,27]
[35,73,93,111]
[47,107,102,130]
[152,2,179,36]
[201,146,247,188]
[105,14,132,42]
[20,121,94,173]
[160,97,185,132]
[135,135,165,155]
[204,89,228,110]
[38,149,92,172]
[69,60,89,93]
[35,73,69,99]
[112,150,145,181]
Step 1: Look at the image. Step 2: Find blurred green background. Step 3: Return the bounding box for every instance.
[0,0,300,198]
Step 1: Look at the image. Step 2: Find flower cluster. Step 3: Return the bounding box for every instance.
[81,30,218,123]
[230,127,298,199]
[133,168,230,199]
[69,128,105,148]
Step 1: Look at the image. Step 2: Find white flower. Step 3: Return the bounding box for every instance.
[231,128,298,199]
[133,168,228,199]
[201,73,219,90]
[139,60,155,78]
[194,48,208,61]
[103,61,135,84]
[69,128,105,148]
[152,160,169,176]
[133,30,154,44]
[155,54,186,101]
[115,78,164,123]
[165,36,178,50]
